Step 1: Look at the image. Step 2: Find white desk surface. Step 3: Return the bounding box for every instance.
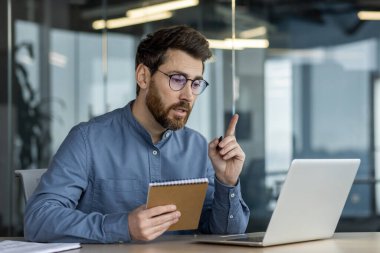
[2,233,380,253]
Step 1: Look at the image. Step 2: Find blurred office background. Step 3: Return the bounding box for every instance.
[1,0,380,236]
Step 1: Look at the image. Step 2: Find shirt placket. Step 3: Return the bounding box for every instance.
[149,147,161,182]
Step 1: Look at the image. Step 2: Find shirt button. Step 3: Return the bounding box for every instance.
[152,150,158,155]
[230,193,235,198]
[229,215,234,219]
[165,132,171,138]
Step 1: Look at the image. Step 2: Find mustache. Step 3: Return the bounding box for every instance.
[169,101,191,111]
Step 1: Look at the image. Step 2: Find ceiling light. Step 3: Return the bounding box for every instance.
[358,11,380,20]
[226,39,269,48]
[92,12,173,30]
[208,39,244,50]
[126,0,199,18]
[208,38,269,50]
[239,26,267,39]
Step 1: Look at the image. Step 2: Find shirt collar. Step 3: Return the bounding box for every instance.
[124,100,174,146]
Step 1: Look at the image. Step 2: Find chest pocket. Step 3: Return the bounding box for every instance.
[92,178,143,214]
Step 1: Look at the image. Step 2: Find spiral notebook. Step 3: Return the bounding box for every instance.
[146,178,209,231]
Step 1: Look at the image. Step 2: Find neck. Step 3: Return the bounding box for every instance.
[132,97,166,144]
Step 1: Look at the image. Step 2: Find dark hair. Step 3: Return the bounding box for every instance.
[135,25,212,95]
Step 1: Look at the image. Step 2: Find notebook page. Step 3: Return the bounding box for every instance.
[0,240,81,253]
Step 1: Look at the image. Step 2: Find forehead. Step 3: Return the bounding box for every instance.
[161,49,203,75]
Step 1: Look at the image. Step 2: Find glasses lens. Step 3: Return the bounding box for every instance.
[169,74,186,91]
[192,80,207,95]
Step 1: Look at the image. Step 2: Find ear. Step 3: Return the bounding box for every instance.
[135,63,151,91]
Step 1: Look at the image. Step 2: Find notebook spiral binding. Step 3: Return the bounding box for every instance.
[149,178,209,187]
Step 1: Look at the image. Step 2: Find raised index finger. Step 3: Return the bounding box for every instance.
[225,114,239,136]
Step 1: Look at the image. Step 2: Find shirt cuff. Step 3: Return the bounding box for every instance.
[214,177,242,208]
[103,213,131,243]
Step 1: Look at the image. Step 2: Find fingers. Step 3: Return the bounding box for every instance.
[225,114,239,137]
[210,135,235,155]
[217,136,245,161]
[218,137,238,155]
[217,135,236,153]
[209,137,220,151]
[128,204,181,241]
[149,209,181,227]
[138,212,180,241]
[147,218,179,241]
[221,146,245,161]
[147,213,180,235]
[145,204,177,217]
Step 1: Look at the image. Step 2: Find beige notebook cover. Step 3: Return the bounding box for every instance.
[146,178,209,231]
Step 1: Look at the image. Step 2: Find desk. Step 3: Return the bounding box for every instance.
[2,233,380,252]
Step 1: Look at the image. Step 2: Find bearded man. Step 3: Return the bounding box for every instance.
[24,25,250,243]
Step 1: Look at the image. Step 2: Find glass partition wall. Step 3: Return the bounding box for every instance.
[2,0,380,236]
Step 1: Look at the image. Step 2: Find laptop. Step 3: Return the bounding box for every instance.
[195,159,360,247]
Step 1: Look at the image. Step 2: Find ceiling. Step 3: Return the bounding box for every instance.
[13,0,380,46]
[69,1,380,34]
[241,0,380,23]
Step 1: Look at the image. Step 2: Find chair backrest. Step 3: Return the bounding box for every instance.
[15,168,47,202]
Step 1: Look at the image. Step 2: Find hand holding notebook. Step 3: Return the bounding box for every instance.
[146,178,209,231]
[128,204,180,241]
[128,178,208,241]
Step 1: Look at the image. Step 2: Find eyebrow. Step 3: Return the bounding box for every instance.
[168,70,204,80]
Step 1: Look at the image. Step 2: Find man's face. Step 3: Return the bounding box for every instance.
[145,49,203,130]
[146,79,191,130]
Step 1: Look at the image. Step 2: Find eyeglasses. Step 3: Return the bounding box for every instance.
[157,69,209,95]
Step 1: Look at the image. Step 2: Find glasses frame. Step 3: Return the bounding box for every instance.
[156,69,209,95]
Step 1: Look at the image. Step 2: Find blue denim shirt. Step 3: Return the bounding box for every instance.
[24,101,250,243]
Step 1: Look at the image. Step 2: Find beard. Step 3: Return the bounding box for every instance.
[145,80,192,130]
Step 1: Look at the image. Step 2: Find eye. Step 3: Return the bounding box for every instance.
[171,74,186,84]
[192,80,203,89]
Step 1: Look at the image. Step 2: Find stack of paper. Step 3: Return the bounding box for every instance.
[0,240,81,253]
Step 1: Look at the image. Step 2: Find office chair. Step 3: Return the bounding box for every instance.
[14,168,47,203]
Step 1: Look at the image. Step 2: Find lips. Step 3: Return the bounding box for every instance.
[174,107,188,112]
[172,107,188,117]
[169,102,191,118]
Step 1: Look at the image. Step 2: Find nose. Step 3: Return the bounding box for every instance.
[179,80,195,102]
